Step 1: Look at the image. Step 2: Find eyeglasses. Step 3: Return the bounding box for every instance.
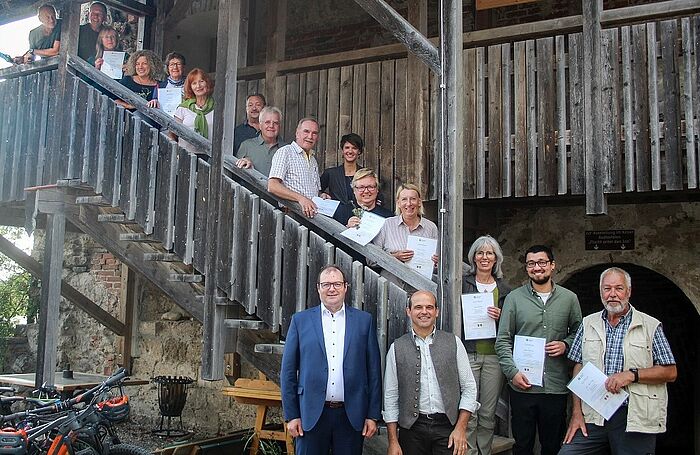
[354,185,377,192]
[525,260,551,269]
[475,251,495,258]
[168,62,183,67]
[319,281,346,290]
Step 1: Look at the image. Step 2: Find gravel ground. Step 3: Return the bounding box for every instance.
[113,421,214,453]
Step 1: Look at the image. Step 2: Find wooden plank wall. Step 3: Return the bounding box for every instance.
[232,15,700,203]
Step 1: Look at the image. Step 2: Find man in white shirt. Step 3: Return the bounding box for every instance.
[281,265,382,454]
[384,290,479,455]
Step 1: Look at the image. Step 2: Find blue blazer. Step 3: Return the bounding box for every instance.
[281,305,382,432]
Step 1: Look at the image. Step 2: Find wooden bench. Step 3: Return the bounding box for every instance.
[222,375,293,455]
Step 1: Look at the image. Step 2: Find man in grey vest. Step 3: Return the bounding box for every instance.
[383,290,479,455]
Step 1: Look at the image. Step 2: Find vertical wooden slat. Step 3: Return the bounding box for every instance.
[488,45,503,198]
[351,261,363,310]
[87,91,104,190]
[316,70,328,162]
[118,113,135,213]
[632,23,651,192]
[281,219,306,334]
[394,59,408,185]
[526,39,537,196]
[7,77,24,201]
[128,120,148,220]
[245,195,260,313]
[256,203,284,331]
[145,128,159,234]
[339,65,353,137]
[62,77,79,180]
[569,33,585,194]
[380,59,395,198]
[234,81,247,127]
[555,36,567,195]
[134,125,155,227]
[216,176,236,296]
[284,73,300,142]
[82,86,97,185]
[231,185,254,303]
[621,26,635,191]
[464,48,477,199]
[101,103,117,205]
[536,37,556,196]
[173,148,192,262]
[334,249,353,306]
[153,136,177,250]
[352,64,367,151]
[660,19,682,190]
[23,74,41,193]
[364,62,381,177]
[192,160,210,272]
[513,41,528,197]
[646,23,661,190]
[325,67,341,168]
[387,283,408,347]
[304,70,320,120]
[376,276,389,373]
[681,18,697,188]
[501,42,512,197]
[35,71,53,189]
[601,28,622,193]
[476,47,486,198]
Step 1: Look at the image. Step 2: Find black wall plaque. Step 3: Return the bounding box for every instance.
[585,230,635,250]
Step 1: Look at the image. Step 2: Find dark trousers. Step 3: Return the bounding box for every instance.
[398,413,455,455]
[558,406,656,455]
[294,406,364,455]
[509,389,567,455]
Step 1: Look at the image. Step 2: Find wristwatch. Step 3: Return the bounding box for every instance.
[629,368,639,383]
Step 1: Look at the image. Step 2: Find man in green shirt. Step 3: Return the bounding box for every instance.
[18,4,61,64]
[495,245,582,455]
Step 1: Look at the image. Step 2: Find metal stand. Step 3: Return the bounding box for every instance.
[151,376,194,437]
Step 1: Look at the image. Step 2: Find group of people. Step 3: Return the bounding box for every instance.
[281,244,677,455]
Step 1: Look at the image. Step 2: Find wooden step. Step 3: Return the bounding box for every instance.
[97,213,136,224]
[195,295,232,305]
[119,233,158,242]
[143,252,179,262]
[224,319,265,330]
[75,195,110,205]
[169,273,202,283]
[254,344,284,355]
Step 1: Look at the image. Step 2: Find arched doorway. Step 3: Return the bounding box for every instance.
[562,263,698,454]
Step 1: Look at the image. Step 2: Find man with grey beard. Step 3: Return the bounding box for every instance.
[559,267,677,455]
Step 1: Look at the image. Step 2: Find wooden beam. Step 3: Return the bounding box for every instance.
[0,57,59,80]
[582,0,607,214]
[0,234,126,335]
[353,0,440,74]
[35,208,65,388]
[437,0,464,334]
[600,0,700,26]
[476,0,536,10]
[265,0,286,106]
[201,0,241,381]
[100,0,156,16]
[118,264,139,371]
[164,0,195,27]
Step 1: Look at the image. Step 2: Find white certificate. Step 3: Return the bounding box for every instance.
[100,51,125,79]
[568,362,628,420]
[405,235,437,278]
[312,196,340,217]
[340,212,386,246]
[513,335,546,386]
[461,293,497,340]
[158,88,183,116]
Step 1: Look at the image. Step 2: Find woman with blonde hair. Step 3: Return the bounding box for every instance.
[89,25,125,70]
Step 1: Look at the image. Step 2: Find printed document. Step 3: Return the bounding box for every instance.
[158,88,183,117]
[461,293,497,340]
[339,212,386,246]
[405,235,437,278]
[101,51,125,79]
[513,335,546,386]
[568,362,628,420]
[312,196,340,217]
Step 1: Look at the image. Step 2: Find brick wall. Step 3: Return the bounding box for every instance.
[90,252,122,293]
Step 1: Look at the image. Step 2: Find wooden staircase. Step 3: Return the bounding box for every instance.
[0,58,436,383]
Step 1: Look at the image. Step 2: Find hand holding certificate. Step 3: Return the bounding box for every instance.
[100,51,125,79]
[568,362,628,420]
[158,88,183,116]
[340,212,386,246]
[461,293,497,340]
[405,235,437,278]
[311,196,340,217]
[513,335,546,386]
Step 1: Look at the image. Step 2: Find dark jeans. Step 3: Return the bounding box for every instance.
[294,406,364,455]
[558,406,656,455]
[399,413,455,455]
[509,389,567,455]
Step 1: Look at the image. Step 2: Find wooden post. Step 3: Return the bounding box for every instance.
[35,190,67,388]
[118,264,139,372]
[406,0,430,193]
[201,0,241,381]
[582,0,607,214]
[437,0,464,334]
[265,0,286,106]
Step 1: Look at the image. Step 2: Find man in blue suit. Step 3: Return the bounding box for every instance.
[281,265,382,454]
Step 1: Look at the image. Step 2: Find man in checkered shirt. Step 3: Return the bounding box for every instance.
[268,117,328,218]
[559,267,676,455]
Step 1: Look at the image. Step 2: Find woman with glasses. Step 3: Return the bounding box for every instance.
[336,168,393,226]
[163,52,186,90]
[462,235,511,455]
[320,133,371,220]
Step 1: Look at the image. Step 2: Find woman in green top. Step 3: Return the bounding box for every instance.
[462,235,511,455]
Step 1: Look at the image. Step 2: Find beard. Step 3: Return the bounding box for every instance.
[530,274,551,285]
[603,299,629,315]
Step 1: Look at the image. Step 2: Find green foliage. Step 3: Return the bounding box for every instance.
[243,431,285,455]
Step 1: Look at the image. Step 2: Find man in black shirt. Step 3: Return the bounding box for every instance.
[233,93,265,155]
[78,2,107,60]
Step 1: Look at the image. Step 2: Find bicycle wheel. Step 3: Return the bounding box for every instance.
[107,443,151,455]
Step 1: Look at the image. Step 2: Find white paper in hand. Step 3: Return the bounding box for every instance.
[567,362,628,420]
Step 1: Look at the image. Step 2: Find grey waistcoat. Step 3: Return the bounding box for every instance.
[394,329,460,428]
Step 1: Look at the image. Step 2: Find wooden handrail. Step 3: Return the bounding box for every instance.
[66,55,213,156]
[221,155,438,293]
[0,57,59,79]
[238,1,700,79]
